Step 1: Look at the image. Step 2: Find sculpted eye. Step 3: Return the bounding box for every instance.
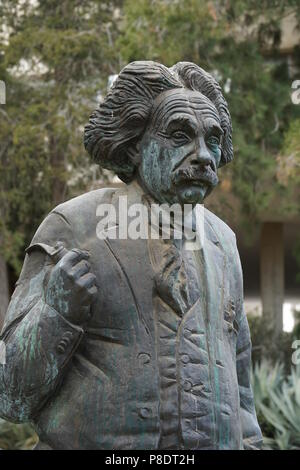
[207,135,221,147]
[171,130,190,144]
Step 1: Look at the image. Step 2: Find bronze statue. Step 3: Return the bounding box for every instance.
[0,61,262,450]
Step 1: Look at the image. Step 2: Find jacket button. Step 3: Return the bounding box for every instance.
[181,354,190,364]
[57,343,65,354]
[138,353,151,365]
[184,328,192,338]
[182,380,192,392]
[63,331,73,340]
[56,337,71,354]
[139,408,151,419]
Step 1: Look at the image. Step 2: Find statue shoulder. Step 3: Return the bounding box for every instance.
[53,187,118,222]
[30,187,120,249]
[203,208,242,279]
[203,207,236,245]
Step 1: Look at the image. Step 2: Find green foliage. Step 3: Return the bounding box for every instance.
[0,418,37,450]
[0,1,122,276]
[282,119,300,167]
[118,0,222,66]
[249,313,300,449]
[248,314,295,371]
[251,360,284,440]
[252,361,300,450]
[277,118,300,216]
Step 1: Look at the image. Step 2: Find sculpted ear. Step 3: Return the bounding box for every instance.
[126,144,140,167]
[129,145,140,164]
[219,126,233,167]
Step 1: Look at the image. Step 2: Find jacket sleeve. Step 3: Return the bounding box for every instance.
[0,212,84,423]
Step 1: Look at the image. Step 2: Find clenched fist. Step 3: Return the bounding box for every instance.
[45,248,97,326]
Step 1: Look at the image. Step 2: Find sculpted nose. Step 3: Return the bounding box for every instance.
[195,137,211,166]
[190,137,211,167]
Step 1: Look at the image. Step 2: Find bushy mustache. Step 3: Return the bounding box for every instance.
[171,165,218,187]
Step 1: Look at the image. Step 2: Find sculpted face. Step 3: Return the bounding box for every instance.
[138,89,223,205]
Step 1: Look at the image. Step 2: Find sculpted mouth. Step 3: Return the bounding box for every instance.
[171,165,218,187]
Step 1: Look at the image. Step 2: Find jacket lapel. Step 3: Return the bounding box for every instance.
[98,184,155,340]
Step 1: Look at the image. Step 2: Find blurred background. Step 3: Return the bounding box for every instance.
[0,0,299,450]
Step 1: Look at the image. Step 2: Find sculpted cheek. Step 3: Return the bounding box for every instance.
[161,147,185,182]
[140,137,191,203]
[164,147,187,170]
[141,140,163,192]
[211,146,222,167]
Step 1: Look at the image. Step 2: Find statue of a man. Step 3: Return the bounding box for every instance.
[0,61,262,450]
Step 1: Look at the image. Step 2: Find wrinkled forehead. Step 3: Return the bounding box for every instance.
[149,88,221,132]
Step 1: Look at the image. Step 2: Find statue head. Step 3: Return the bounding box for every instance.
[84,61,233,205]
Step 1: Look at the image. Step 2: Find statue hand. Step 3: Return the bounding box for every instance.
[45,249,97,326]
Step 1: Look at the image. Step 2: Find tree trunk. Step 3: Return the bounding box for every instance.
[260,222,284,336]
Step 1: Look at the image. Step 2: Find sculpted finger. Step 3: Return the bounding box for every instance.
[69,260,90,279]
[60,249,90,269]
[81,285,97,306]
[77,273,97,290]
[88,285,98,297]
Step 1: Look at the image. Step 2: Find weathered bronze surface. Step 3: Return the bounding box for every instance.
[0,61,262,449]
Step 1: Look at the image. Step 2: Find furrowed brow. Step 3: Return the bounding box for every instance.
[205,123,224,136]
[165,116,198,134]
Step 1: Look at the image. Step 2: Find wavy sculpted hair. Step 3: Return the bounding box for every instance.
[84,61,233,183]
